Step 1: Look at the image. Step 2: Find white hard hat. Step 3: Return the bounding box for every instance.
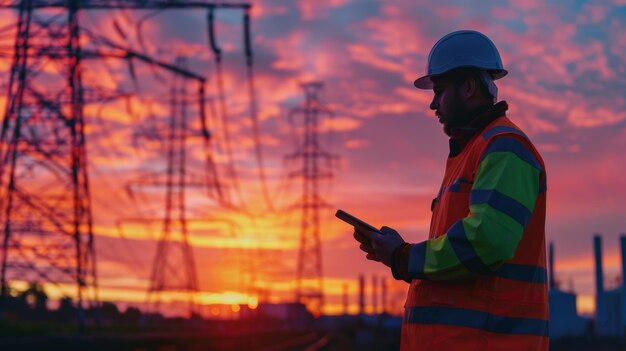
[414,30,507,89]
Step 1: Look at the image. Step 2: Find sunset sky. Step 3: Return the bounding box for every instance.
[2,0,626,318]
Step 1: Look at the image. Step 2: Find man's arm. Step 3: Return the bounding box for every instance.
[393,136,543,281]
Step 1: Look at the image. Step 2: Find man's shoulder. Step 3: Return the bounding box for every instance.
[480,116,529,141]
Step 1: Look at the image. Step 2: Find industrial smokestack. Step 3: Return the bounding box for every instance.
[595,235,604,295]
[342,283,348,315]
[595,234,605,330]
[359,274,364,315]
[382,277,387,314]
[619,233,626,336]
[621,235,626,288]
[372,275,378,314]
[549,242,555,290]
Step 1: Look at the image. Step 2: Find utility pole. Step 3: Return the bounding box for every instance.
[286,82,336,317]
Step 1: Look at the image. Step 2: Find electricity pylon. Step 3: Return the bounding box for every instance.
[286,82,336,317]
[0,0,252,328]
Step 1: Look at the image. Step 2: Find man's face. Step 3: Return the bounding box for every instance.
[429,77,468,136]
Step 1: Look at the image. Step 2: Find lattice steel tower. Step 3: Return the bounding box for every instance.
[125,57,209,315]
[287,82,335,316]
[0,0,99,327]
[0,0,252,326]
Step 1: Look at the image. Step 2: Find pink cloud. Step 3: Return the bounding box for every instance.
[298,0,352,21]
[343,139,369,149]
[360,12,431,59]
[271,30,307,71]
[491,6,518,20]
[433,5,465,20]
[579,4,610,24]
[510,0,546,11]
[251,2,289,18]
[568,105,626,128]
[347,44,405,73]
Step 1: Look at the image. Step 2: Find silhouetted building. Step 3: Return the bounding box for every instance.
[239,302,313,332]
[549,242,588,339]
[549,289,588,338]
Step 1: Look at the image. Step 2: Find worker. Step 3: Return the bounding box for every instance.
[354,30,548,350]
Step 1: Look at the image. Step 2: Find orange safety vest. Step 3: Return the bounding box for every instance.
[400,117,548,351]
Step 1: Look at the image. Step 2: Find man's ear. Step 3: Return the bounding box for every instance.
[461,76,478,100]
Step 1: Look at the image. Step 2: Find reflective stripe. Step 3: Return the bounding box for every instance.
[479,137,542,171]
[448,221,491,274]
[405,306,549,337]
[482,125,528,140]
[470,189,532,227]
[408,242,428,279]
[432,178,473,211]
[496,263,547,284]
[446,177,472,193]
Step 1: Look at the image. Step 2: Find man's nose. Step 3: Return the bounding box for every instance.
[430,98,439,111]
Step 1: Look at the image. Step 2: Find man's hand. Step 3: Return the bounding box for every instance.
[353,226,406,267]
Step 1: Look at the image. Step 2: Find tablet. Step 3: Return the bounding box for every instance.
[335,209,380,233]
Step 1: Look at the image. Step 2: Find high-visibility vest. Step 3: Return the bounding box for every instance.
[401,116,548,351]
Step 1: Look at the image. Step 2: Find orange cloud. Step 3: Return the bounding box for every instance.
[319,116,361,132]
[344,139,368,149]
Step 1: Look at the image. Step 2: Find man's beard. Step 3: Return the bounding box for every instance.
[443,93,470,136]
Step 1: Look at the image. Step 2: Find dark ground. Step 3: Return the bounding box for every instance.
[551,337,626,351]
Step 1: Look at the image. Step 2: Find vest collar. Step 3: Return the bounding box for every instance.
[448,101,509,157]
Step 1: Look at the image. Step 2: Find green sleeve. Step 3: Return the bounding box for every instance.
[407,136,542,281]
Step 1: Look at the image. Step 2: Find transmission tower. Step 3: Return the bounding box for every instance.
[0,0,99,329]
[0,0,254,326]
[286,82,336,316]
[122,57,221,315]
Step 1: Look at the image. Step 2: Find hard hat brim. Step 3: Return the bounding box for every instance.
[413,75,433,89]
[413,69,508,90]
